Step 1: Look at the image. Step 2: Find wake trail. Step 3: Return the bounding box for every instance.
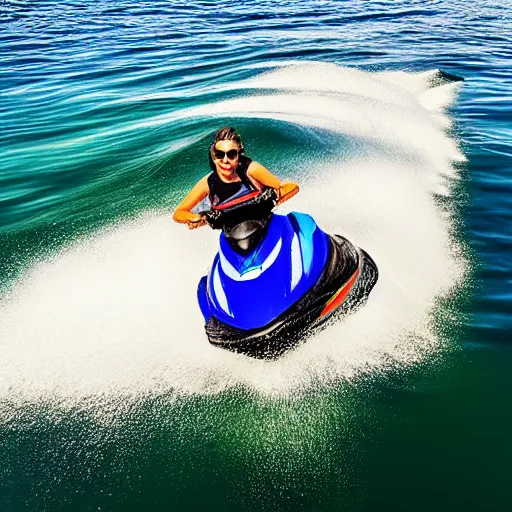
[0,62,467,417]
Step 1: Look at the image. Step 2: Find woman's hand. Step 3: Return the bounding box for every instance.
[276,181,300,206]
[187,213,206,229]
[173,209,206,229]
[172,175,210,228]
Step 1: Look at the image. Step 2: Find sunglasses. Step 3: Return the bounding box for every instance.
[213,148,239,160]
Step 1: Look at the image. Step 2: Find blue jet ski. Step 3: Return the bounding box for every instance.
[197,188,378,358]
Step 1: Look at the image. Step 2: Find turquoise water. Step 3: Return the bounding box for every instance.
[1,1,511,510]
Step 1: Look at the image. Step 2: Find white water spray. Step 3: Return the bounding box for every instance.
[0,62,466,412]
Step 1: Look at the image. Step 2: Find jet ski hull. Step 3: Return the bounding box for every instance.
[201,234,378,359]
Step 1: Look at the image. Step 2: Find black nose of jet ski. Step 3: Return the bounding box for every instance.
[224,219,270,253]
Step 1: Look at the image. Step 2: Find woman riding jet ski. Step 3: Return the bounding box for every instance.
[174,127,378,358]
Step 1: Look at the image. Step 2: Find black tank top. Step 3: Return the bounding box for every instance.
[208,156,255,207]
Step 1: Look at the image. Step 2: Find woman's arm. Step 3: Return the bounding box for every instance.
[173,175,210,229]
[247,162,299,205]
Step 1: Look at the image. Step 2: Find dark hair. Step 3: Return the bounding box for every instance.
[213,126,244,150]
[208,126,245,170]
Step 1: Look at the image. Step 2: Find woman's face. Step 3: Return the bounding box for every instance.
[213,139,240,175]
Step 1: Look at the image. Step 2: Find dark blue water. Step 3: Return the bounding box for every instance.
[1,1,511,511]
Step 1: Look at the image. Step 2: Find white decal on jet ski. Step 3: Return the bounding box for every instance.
[261,237,282,272]
[290,232,303,291]
[218,248,242,281]
[212,261,233,317]
[218,238,282,282]
[294,213,316,275]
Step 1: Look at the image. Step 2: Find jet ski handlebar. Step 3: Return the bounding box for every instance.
[200,188,278,230]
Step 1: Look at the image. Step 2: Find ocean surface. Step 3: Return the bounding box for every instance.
[1,1,511,510]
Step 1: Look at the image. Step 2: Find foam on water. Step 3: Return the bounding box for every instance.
[0,63,466,415]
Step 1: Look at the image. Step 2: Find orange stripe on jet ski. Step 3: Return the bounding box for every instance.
[213,191,260,210]
[320,268,360,317]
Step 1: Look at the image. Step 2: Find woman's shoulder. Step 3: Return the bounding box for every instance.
[188,174,211,189]
[246,160,268,174]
